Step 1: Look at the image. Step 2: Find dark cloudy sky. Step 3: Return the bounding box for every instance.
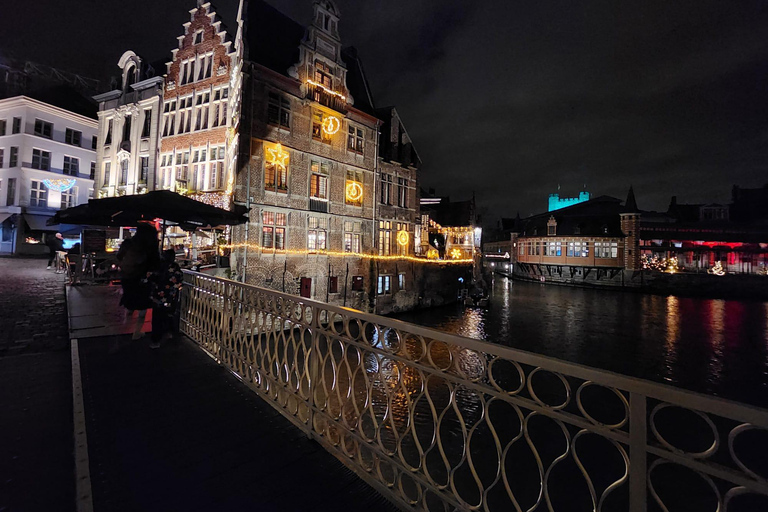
[4,0,768,220]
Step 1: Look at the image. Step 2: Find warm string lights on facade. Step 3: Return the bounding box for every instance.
[345,180,363,202]
[306,79,346,100]
[267,143,289,169]
[43,178,77,192]
[321,116,340,135]
[220,242,473,264]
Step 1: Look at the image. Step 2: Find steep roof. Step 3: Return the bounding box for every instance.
[244,0,304,77]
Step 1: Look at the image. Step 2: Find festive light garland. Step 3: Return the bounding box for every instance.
[220,242,473,264]
[306,79,346,100]
[43,178,77,192]
[397,230,409,246]
[322,116,340,135]
[345,180,363,203]
[267,143,289,169]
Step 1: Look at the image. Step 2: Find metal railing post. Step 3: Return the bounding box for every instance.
[629,392,647,512]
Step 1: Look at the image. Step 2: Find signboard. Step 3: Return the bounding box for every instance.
[82,230,107,254]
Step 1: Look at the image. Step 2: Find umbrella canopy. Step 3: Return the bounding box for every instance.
[48,191,248,228]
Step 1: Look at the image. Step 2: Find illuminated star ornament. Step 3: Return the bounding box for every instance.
[397,230,409,246]
[450,248,463,259]
[345,180,363,203]
[321,116,340,135]
[267,143,289,169]
[43,178,77,192]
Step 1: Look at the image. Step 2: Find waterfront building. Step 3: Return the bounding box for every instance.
[225,0,440,313]
[93,52,164,197]
[548,189,590,212]
[419,191,480,260]
[0,91,97,254]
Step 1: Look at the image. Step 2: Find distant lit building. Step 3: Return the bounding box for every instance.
[0,92,97,253]
[548,190,590,211]
[419,191,480,260]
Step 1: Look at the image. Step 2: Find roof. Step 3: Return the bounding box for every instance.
[243,0,378,116]
[24,86,98,119]
[244,0,305,77]
[423,197,475,227]
[375,106,421,168]
[514,196,626,237]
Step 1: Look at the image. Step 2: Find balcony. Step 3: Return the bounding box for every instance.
[305,82,347,114]
[309,197,329,213]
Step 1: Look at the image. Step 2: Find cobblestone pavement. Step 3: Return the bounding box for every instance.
[0,256,69,355]
[0,256,75,512]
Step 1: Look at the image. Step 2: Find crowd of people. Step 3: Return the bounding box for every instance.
[117,223,184,349]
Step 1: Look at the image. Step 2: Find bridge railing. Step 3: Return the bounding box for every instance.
[180,271,768,511]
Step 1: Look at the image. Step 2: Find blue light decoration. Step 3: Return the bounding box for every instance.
[43,178,77,192]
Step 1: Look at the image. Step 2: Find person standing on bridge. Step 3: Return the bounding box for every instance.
[117,223,159,340]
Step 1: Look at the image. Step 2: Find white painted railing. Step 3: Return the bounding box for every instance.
[180,271,768,511]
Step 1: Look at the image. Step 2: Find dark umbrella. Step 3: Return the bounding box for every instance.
[48,191,248,228]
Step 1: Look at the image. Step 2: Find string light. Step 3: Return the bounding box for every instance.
[345,180,363,203]
[306,79,346,100]
[322,116,340,135]
[220,242,473,264]
[267,143,289,169]
[397,230,409,246]
[43,178,76,192]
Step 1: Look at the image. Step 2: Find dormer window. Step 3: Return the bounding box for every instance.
[547,216,557,236]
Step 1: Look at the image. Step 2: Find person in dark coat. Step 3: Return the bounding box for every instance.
[117,223,160,340]
[46,232,64,269]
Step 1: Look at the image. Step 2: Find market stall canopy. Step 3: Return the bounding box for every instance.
[48,191,248,228]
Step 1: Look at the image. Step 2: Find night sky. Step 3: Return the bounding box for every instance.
[4,0,768,221]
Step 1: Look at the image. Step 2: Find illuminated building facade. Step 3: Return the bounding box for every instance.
[228,0,437,313]
[0,94,96,254]
[419,192,480,260]
[94,52,164,198]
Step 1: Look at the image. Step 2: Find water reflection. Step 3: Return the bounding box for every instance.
[396,277,768,407]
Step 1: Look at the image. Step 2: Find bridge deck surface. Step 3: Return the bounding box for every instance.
[79,334,399,512]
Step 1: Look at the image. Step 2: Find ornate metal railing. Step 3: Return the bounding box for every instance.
[180,271,768,512]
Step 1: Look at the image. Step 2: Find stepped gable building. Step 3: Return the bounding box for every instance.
[93,52,165,197]
[0,88,97,254]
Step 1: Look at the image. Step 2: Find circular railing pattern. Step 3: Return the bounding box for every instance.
[180,272,768,511]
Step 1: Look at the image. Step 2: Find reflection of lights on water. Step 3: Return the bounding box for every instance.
[709,300,725,382]
[664,296,679,381]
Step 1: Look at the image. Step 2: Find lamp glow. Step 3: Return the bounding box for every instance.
[397,230,409,246]
[345,181,363,203]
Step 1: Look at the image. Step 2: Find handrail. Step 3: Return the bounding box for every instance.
[180,270,768,511]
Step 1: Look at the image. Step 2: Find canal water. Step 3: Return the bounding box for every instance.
[396,276,768,408]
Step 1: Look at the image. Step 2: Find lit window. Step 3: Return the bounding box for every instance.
[262,211,286,249]
[307,216,328,251]
[345,170,363,207]
[311,111,332,143]
[347,125,363,153]
[377,275,391,295]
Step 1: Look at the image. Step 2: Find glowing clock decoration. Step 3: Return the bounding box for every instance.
[345,180,363,203]
[43,178,77,192]
[321,116,340,135]
[397,230,409,246]
[267,143,289,169]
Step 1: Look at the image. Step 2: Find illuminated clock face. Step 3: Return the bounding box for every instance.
[322,116,340,135]
[397,230,409,246]
[346,181,363,202]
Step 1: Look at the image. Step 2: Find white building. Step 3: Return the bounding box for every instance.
[93,51,164,198]
[0,94,97,254]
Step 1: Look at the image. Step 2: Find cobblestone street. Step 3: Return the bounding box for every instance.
[0,256,75,512]
[0,256,69,355]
